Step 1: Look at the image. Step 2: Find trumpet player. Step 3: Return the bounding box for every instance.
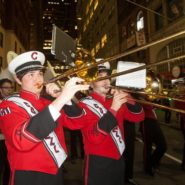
[76,62,145,185]
[0,51,89,185]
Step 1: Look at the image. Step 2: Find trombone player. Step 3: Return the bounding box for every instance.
[0,51,89,185]
[76,61,144,185]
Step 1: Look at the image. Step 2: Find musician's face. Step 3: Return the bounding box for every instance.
[91,71,110,96]
[16,70,44,95]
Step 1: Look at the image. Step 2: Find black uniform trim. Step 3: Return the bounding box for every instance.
[63,101,83,117]
[26,107,57,140]
[98,111,118,133]
[126,102,143,113]
[86,154,125,185]
[13,167,64,185]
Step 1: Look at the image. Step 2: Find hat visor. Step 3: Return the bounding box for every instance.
[16,66,46,79]
[98,69,112,76]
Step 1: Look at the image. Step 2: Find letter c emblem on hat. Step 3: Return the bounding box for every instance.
[31,51,38,60]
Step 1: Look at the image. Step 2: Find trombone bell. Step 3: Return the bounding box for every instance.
[74,49,98,82]
[114,61,162,101]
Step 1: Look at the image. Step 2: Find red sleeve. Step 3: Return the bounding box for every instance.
[119,103,145,123]
[173,98,185,117]
[61,102,108,145]
[0,101,41,152]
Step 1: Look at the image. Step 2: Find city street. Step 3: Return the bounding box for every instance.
[1,1,185,185]
[63,110,185,185]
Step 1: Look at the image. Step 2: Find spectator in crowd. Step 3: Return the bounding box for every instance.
[124,120,138,185]
[70,130,84,163]
[0,78,14,185]
[140,102,167,176]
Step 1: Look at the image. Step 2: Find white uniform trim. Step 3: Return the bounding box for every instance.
[81,96,125,155]
[7,95,67,168]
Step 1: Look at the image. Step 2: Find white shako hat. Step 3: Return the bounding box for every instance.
[96,58,111,74]
[8,51,45,76]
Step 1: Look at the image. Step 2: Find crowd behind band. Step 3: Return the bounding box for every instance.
[0,50,184,185]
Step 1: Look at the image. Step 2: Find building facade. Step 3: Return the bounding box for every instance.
[118,0,185,83]
[30,0,44,51]
[77,0,119,66]
[0,0,43,70]
[118,0,148,64]
[147,0,185,81]
[42,0,78,56]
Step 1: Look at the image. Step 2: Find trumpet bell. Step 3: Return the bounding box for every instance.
[75,49,98,82]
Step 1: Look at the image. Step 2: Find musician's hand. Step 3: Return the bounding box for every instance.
[126,94,135,105]
[45,83,61,98]
[110,89,129,111]
[61,77,89,103]
[51,77,89,111]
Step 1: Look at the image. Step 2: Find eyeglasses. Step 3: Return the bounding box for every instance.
[1,86,14,89]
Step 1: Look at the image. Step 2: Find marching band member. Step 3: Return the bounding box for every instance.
[173,81,185,171]
[139,103,167,176]
[0,51,89,185]
[76,62,144,185]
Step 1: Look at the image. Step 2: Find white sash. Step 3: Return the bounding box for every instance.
[7,95,67,168]
[81,96,125,155]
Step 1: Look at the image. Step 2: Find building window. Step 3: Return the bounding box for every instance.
[94,0,98,10]
[101,34,107,48]
[136,11,144,31]
[85,4,89,15]
[168,0,183,21]
[90,10,93,19]
[95,42,100,53]
[121,26,127,39]
[0,32,3,47]
[108,6,114,21]
[157,38,185,74]
[89,0,93,6]
[127,19,135,36]
[155,6,163,31]
[91,48,95,56]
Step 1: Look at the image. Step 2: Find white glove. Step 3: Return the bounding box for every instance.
[51,77,89,111]
[45,83,61,98]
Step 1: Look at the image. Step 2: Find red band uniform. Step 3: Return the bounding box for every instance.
[71,60,145,185]
[78,92,144,185]
[0,51,89,185]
